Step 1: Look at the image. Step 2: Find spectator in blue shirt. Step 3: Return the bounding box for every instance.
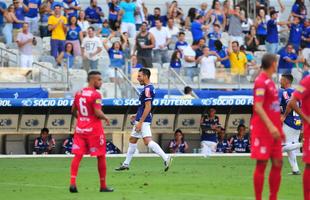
[214,40,230,69]
[13,0,28,41]
[175,32,188,52]
[38,0,54,37]
[290,0,307,23]
[34,128,56,154]
[66,16,83,56]
[63,0,81,19]
[266,10,291,54]
[0,0,7,36]
[107,0,120,31]
[289,16,304,51]
[23,0,41,35]
[119,0,136,38]
[191,15,207,42]
[170,50,182,74]
[168,129,189,153]
[278,44,300,74]
[255,8,267,45]
[85,0,104,30]
[146,7,168,27]
[229,124,250,153]
[57,42,75,68]
[302,18,310,49]
[98,19,111,38]
[62,134,73,154]
[216,128,231,153]
[207,23,221,51]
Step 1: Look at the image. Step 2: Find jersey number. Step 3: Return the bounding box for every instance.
[79,98,88,116]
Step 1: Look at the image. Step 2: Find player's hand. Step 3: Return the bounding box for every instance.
[130,114,136,121]
[280,115,286,123]
[104,118,110,126]
[135,121,142,132]
[270,125,281,140]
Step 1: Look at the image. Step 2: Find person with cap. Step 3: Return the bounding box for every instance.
[266,9,291,54]
[48,4,67,59]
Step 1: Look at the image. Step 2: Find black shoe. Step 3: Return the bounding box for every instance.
[100,187,114,192]
[292,171,301,175]
[69,185,78,193]
[115,164,129,171]
[164,156,173,172]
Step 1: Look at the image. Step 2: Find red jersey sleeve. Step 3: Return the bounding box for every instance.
[254,79,266,103]
[293,77,309,101]
[92,91,102,110]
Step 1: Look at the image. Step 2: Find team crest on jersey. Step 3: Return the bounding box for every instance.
[145,87,151,98]
[283,91,289,99]
[260,146,267,154]
[256,88,265,96]
[296,85,305,93]
[95,99,101,104]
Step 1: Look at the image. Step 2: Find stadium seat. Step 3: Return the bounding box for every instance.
[69,69,88,93]
[0,67,32,82]
[38,55,57,67]
[42,37,51,53]
[100,82,122,98]
[291,68,302,84]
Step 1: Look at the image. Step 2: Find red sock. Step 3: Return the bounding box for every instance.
[254,161,267,200]
[303,165,310,200]
[97,155,107,189]
[269,163,282,200]
[70,154,83,186]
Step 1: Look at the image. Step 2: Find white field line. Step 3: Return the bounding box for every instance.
[0,153,302,159]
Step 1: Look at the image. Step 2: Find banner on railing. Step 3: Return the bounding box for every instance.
[0,96,253,107]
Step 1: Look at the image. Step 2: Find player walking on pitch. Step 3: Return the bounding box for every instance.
[284,75,310,200]
[251,54,285,200]
[279,74,302,175]
[115,68,172,171]
[69,71,113,193]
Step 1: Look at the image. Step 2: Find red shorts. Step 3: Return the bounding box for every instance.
[72,131,106,156]
[303,127,310,163]
[251,135,282,160]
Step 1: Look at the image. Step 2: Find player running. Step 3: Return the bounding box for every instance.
[69,71,113,193]
[251,54,285,200]
[284,75,310,200]
[115,68,172,172]
[279,73,302,175]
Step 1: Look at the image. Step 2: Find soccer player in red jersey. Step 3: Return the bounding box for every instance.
[284,75,310,200]
[69,71,113,193]
[251,54,285,200]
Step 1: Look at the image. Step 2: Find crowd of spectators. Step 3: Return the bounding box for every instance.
[0,0,307,83]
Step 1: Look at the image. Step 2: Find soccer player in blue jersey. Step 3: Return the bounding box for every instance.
[230,124,250,153]
[280,73,302,175]
[116,68,172,171]
[216,128,231,153]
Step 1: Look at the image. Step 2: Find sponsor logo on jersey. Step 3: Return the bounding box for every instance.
[255,88,265,96]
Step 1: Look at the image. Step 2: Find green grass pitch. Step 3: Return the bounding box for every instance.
[0,156,304,200]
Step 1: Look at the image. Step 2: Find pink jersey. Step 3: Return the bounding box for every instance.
[73,87,103,135]
[293,75,310,137]
[251,71,284,138]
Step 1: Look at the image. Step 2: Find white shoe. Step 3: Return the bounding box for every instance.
[164,156,173,172]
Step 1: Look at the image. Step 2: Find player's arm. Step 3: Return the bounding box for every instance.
[71,103,78,118]
[135,101,151,131]
[286,96,310,124]
[254,101,281,139]
[94,108,110,125]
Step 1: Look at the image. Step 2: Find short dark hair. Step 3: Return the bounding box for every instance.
[281,73,294,83]
[261,53,278,70]
[184,86,192,94]
[87,26,95,31]
[192,40,200,46]
[237,124,245,131]
[41,128,49,134]
[196,15,203,20]
[154,7,161,11]
[139,68,151,78]
[232,41,239,46]
[178,32,185,36]
[87,71,101,81]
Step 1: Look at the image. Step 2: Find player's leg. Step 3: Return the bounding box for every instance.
[115,136,139,170]
[254,160,268,200]
[303,164,310,200]
[143,137,172,172]
[269,141,283,200]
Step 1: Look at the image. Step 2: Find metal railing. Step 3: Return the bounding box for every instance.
[167,68,199,98]
[114,67,140,98]
[0,47,18,67]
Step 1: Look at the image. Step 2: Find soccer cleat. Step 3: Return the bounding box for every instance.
[69,185,78,193]
[115,164,129,171]
[164,156,173,172]
[100,187,114,192]
[289,171,301,175]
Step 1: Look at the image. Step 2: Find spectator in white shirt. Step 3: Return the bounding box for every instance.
[16,23,37,68]
[197,46,222,81]
[182,40,200,82]
[167,18,179,42]
[149,19,171,64]
[81,26,103,71]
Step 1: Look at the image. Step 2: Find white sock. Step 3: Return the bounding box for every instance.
[287,151,299,172]
[283,143,302,152]
[123,143,137,166]
[148,141,168,162]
